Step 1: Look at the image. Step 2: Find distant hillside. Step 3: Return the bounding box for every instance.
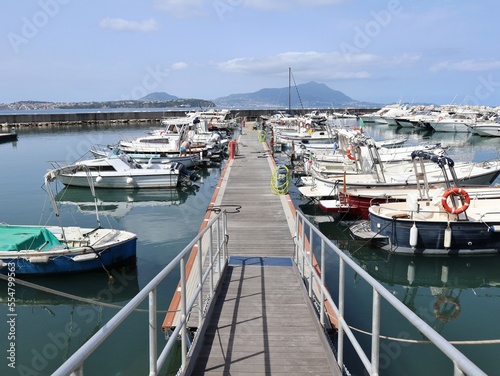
[139,92,179,101]
[214,81,379,109]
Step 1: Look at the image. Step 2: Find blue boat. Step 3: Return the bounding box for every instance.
[0,224,137,275]
[0,164,138,276]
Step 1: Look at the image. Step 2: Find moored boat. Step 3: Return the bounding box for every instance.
[0,224,137,275]
[350,194,500,255]
[47,149,199,189]
[0,173,138,276]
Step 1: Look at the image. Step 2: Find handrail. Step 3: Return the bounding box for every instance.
[294,211,486,376]
[52,210,228,376]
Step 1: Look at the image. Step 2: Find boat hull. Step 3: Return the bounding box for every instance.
[0,227,137,275]
[56,171,180,188]
[369,213,500,255]
[473,125,500,137]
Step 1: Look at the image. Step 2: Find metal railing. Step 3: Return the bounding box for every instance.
[52,210,228,376]
[294,210,486,376]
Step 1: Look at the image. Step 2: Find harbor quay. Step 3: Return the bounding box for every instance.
[0,108,377,128]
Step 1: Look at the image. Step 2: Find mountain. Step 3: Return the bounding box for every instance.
[213,81,379,109]
[139,92,179,101]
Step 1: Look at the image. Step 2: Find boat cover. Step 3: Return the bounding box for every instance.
[0,225,62,252]
[411,150,454,167]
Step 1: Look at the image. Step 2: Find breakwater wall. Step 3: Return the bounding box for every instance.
[0,108,378,127]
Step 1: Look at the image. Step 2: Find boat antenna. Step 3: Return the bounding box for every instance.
[85,167,102,228]
[44,173,69,245]
[289,68,304,111]
[288,67,291,114]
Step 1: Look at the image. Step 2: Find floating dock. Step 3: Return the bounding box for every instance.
[164,126,341,375]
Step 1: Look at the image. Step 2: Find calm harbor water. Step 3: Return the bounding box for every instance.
[0,121,499,375]
[291,122,500,376]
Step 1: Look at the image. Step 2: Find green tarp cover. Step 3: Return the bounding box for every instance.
[0,225,62,252]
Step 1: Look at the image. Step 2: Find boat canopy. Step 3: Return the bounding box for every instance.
[0,225,62,252]
[411,150,454,167]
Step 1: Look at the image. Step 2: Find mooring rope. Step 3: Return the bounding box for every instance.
[0,273,169,313]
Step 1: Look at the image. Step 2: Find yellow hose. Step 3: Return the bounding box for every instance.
[258,130,267,142]
[270,165,291,195]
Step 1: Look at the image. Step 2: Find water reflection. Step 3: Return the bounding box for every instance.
[350,246,500,321]
[0,265,140,306]
[54,186,200,219]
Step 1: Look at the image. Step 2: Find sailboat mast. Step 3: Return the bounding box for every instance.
[288,67,291,114]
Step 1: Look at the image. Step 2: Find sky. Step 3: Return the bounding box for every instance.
[2,0,500,107]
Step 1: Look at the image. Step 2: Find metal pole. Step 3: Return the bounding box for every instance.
[308,225,313,298]
[149,289,157,376]
[338,258,345,370]
[198,238,203,329]
[217,216,222,276]
[320,239,325,327]
[209,228,214,294]
[371,290,381,375]
[180,257,187,369]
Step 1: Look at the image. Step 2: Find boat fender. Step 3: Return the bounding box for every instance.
[441,187,470,214]
[28,255,50,264]
[489,225,500,233]
[444,223,452,248]
[409,223,418,248]
[126,177,134,184]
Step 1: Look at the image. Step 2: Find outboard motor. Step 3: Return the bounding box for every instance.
[171,162,200,184]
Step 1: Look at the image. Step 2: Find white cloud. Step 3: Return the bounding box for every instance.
[154,0,343,17]
[217,51,419,80]
[431,60,500,73]
[155,0,205,18]
[172,62,188,70]
[243,0,346,11]
[99,18,159,33]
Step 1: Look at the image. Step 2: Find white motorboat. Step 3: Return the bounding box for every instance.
[428,113,475,133]
[470,121,500,137]
[47,149,198,189]
[301,151,500,191]
[90,146,202,168]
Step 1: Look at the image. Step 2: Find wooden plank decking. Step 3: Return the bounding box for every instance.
[185,127,341,375]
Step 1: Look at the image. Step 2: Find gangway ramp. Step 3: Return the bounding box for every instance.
[166,128,341,375]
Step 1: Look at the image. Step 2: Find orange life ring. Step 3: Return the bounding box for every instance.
[159,130,164,135]
[433,296,461,322]
[346,146,356,161]
[441,187,470,214]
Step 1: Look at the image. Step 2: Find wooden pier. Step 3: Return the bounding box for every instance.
[165,126,341,375]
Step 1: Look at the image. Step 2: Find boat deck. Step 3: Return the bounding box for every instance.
[167,128,341,375]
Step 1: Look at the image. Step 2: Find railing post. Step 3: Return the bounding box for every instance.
[71,366,83,376]
[294,214,299,263]
[149,289,157,376]
[209,227,214,294]
[180,256,187,370]
[301,219,305,277]
[224,211,228,262]
[337,258,345,370]
[371,289,381,375]
[308,225,313,298]
[218,215,223,275]
[320,239,325,327]
[197,238,203,329]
